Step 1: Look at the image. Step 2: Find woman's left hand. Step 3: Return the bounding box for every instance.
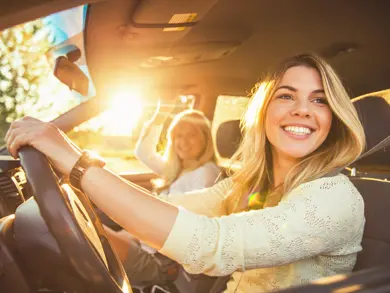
[5,116,81,176]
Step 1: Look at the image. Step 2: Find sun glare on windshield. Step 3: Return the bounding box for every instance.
[100,89,144,136]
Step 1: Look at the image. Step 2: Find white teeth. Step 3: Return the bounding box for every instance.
[284,126,312,135]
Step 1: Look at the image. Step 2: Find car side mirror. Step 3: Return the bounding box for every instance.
[53,56,89,96]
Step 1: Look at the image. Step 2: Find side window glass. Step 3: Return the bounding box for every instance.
[212,95,249,164]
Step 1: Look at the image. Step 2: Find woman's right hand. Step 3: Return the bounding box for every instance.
[5,116,82,176]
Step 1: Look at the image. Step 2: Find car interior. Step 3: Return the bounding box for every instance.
[0,1,390,293]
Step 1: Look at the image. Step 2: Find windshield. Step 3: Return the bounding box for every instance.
[0,5,90,144]
[0,5,196,173]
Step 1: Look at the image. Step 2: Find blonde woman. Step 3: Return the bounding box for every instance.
[6,53,366,293]
[135,108,221,195]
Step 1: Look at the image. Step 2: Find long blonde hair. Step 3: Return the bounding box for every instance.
[157,109,216,191]
[224,53,366,214]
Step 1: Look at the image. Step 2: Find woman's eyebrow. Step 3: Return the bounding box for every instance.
[312,89,325,94]
[275,86,325,94]
[275,85,296,92]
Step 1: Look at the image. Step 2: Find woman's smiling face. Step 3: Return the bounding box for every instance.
[265,65,333,163]
[173,121,205,161]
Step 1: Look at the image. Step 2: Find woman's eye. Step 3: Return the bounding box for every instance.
[277,94,293,100]
[312,98,328,105]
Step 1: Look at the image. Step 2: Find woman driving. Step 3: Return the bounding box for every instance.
[5,53,366,293]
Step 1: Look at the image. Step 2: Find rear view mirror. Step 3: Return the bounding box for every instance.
[53,56,89,96]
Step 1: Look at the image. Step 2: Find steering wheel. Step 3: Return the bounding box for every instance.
[18,147,132,293]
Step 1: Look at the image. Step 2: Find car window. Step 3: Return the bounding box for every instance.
[0,6,198,174]
[212,95,249,163]
[0,5,89,143]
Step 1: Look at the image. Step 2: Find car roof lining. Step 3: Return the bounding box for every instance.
[2,0,390,106]
[84,0,390,100]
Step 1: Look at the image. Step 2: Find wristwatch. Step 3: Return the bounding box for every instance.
[69,150,106,192]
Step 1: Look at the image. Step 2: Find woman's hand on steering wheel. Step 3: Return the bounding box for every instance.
[5,116,81,176]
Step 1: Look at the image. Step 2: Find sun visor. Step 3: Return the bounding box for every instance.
[120,0,219,45]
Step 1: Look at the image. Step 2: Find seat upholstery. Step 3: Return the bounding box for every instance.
[349,96,390,271]
[215,119,241,159]
[352,178,390,271]
[352,96,390,173]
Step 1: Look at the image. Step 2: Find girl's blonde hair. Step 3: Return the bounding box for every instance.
[224,53,366,214]
[158,109,215,190]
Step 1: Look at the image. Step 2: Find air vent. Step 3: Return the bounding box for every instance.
[0,172,24,215]
[0,173,19,198]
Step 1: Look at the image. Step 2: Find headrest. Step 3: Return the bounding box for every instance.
[216,119,241,159]
[352,95,390,172]
[215,96,390,172]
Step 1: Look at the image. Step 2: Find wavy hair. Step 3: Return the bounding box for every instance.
[156,109,216,191]
[224,53,366,214]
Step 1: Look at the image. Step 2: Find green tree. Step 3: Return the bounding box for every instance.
[0,19,52,142]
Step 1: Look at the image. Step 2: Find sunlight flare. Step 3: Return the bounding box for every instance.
[100,88,144,136]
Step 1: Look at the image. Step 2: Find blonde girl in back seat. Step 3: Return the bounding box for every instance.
[135,106,221,195]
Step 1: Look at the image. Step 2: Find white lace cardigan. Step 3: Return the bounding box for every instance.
[159,174,365,293]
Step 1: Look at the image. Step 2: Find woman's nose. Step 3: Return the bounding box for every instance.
[290,99,312,118]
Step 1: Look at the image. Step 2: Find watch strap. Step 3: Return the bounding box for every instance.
[69,150,105,192]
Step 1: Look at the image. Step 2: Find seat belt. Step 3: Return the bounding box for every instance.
[324,135,390,177]
[209,136,390,293]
